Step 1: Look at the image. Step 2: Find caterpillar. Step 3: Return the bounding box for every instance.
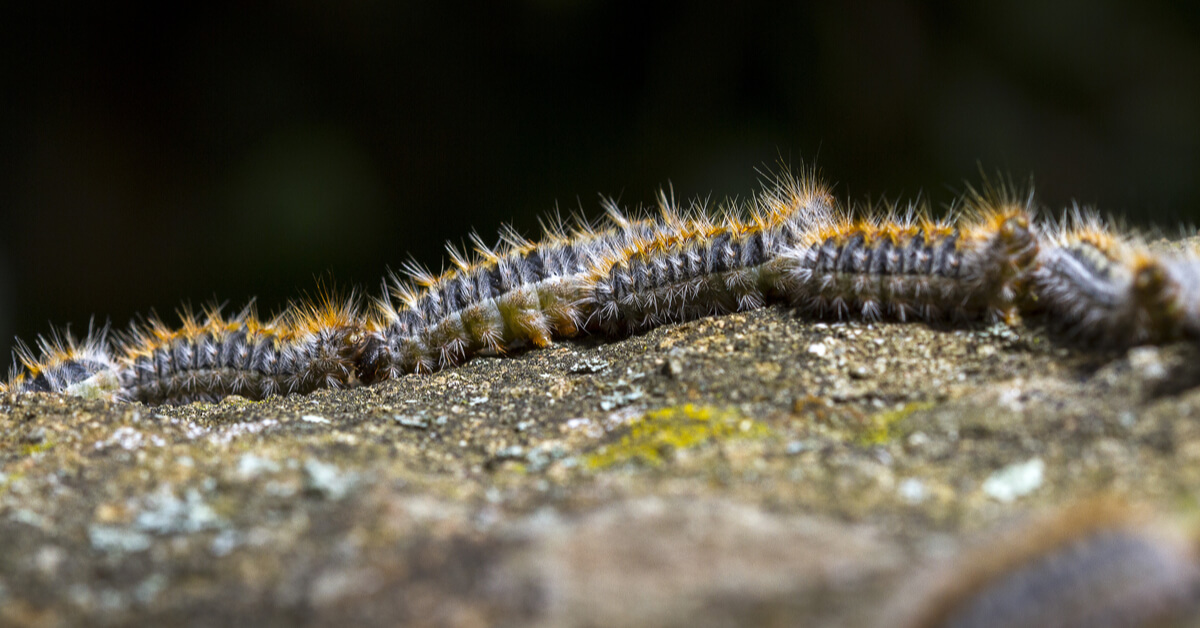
[1031,211,1185,346]
[357,202,679,383]
[6,165,1200,404]
[6,325,121,400]
[779,184,1040,324]
[117,298,363,405]
[888,500,1200,628]
[1029,208,1200,347]
[4,298,363,405]
[582,169,834,334]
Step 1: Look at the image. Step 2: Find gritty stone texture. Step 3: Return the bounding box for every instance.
[2,300,1200,626]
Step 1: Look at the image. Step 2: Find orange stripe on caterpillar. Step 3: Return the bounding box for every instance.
[887,499,1200,628]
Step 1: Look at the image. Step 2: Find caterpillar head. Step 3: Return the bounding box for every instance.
[1131,255,1188,342]
[7,327,122,401]
[968,207,1040,324]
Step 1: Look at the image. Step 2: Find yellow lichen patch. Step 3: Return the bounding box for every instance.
[583,404,771,470]
[21,439,54,457]
[857,402,935,446]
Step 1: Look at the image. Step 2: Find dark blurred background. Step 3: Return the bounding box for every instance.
[3,0,1200,361]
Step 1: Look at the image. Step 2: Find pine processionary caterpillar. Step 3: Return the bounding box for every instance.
[117,298,363,405]
[1030,210,1200,346]
[583,169,834,334]
[7,326,121,400]
[358,209,671,383]
[1034,212,1175,345]
[8,164,1200,404]
[780,183,1040,324]
[5,297,363,405]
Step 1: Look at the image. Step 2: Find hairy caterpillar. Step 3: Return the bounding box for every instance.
[357,205,678,383]
[1031,210,1200,347]
[889,500,1200,628]
[780,185,1040,324]
[118,298,363,405]
[583,170,834,334]
[7,165,1200,404]
[6,326,120,400]
[5,298,363,405]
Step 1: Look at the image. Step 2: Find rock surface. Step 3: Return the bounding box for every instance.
[3,302,1200,627]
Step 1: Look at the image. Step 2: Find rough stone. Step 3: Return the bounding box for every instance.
[3,303,1200,626]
